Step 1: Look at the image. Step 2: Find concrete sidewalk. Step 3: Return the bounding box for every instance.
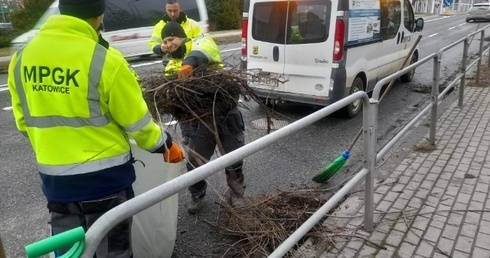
[299,85,490,257]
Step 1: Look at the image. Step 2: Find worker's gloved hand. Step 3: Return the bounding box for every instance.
[163,142,184,163]
[178,64,193,79]
[161,44,169,53]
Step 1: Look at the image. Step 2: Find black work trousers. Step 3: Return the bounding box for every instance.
[48,188,134,258]
[183,108,245,199]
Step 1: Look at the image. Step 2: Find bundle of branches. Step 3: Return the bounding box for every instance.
[141,66,273,130]
[209,190,329,257]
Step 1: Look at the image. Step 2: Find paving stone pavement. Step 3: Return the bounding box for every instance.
[297,85,490,258]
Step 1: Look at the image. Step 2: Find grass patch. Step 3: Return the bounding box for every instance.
[0,47,11,57]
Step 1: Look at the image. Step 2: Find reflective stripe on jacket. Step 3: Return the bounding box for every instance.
[148,13,203,52]
[8,15,166,177]
[164,36,222,76]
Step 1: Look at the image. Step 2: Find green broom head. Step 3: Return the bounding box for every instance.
[312,150,350,183]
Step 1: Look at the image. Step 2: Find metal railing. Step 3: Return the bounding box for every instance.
[80,91,373,258]
[271,24,490,258]
[26,24,490,258]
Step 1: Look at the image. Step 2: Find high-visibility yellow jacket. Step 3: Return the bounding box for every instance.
[164,36,222,77]
[148,12,203,55]
[7,15,170,202]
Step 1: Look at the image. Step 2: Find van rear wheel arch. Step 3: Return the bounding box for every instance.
[400,51,419,83]
[338,75,366,118]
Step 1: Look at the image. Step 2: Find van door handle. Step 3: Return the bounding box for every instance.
[273,46,279,62]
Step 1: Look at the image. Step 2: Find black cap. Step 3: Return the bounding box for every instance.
[59,0,106,19]
[161,21,187,39]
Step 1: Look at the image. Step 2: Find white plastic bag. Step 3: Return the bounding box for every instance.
[130,142,183,258]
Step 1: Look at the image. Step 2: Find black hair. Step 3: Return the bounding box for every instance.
[167,0,178,4]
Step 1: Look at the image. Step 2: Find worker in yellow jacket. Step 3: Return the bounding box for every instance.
[161,21,246,214]
[148,0,203,60]
[7,0,183,257]
[162,22,221,77]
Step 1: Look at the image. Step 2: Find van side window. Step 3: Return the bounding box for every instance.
[252,0,330,45]
[403,0,415,32]
[380,0,401,40]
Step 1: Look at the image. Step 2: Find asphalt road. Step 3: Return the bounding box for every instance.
[0,13,489,257]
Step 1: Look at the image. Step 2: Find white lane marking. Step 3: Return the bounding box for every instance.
[133,48,241,68]
[132,60,162,68]
[220,47,241,53]
[1,84,10,110]
[427,22,470,38]
[0,47,242,109]
[423,16,448,23]
[164,120,177,126]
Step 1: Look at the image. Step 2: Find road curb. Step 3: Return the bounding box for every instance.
[0,57,9,74]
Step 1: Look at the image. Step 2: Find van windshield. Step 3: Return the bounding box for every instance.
[252,0,331,45]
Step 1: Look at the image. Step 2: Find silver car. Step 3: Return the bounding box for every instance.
[466,3,490,22]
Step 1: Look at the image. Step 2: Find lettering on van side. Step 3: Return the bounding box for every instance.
[315,58,328,64]
[401,36,411,43]
[24,66,80,95]
[249,55,268,60]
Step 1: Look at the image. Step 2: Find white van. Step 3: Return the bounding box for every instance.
[241,0,424,117]
[10,0,209,59]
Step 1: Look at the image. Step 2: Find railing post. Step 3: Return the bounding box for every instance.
[488,36,490,67]
[477,30,484,84]
[430,54,441,145]
[486,26,490,68]
[460,37,469,107]
[363,98,377,232]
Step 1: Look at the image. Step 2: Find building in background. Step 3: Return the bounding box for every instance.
[412,0,477,14]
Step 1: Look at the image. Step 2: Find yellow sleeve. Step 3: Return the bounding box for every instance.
[7,52,28,137]
[107,56,167,152]
[187,19,203,38]
[109,46,140,81]
[148,21,165,52]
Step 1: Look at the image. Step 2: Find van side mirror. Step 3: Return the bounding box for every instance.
[414,18,424,32]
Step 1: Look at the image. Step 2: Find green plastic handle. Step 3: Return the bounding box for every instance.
[25,226,85,258]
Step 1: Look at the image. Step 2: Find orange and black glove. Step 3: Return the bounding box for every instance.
[178,64,193,79]
[163,142,185,163]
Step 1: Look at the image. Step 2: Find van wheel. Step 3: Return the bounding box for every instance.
[400,54,417,82]
[339,77,364,118]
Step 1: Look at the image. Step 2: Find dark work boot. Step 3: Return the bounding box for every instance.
[187,196,204,214]
[187,179,207,214]
[230,194,245,208]
[187,185,206,214]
